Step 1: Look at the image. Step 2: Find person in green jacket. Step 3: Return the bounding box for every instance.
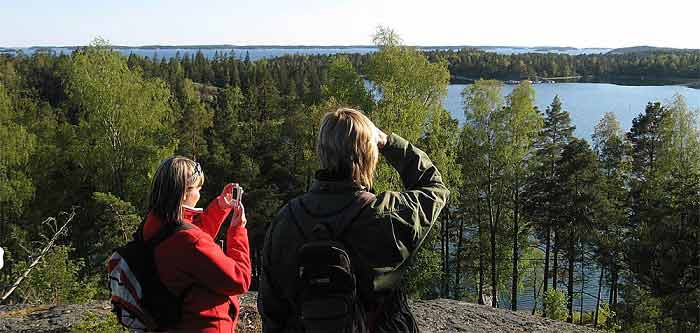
[258,108,449,332]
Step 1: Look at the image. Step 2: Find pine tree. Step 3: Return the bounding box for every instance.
[555,138,599,322]
[175,79,213,160]
[525,95,574,316]
[625,96,700,331]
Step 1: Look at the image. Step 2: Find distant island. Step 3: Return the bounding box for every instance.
[607,45,700,55]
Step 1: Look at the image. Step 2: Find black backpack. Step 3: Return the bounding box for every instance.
[107,221,193,331]
[288,192,375,333]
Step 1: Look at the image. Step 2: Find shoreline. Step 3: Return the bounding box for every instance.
[450,77,700,89]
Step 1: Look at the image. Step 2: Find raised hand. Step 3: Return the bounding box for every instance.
[373,123,387,149]
[217,183,236,209]
[231,202,247,228]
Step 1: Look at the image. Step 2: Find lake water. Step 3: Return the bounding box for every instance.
[444,83,700,311]
[443,83,700,139]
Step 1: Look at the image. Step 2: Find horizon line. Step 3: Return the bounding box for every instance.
[3,44,699,53]
[1,44,616,50]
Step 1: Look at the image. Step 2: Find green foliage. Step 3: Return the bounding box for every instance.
[625,95,699,331]
[364,28,452,295]
[543,289,567,321]
[0,83,37,223]
[175,79,214,159]
[591,112,628,274]
[597,303,621,332]
[82,192,141,275]
[405,231,443,298]
[367,28,449,143]
[66,41,176,205]
[617,284,669,332]
[11,245,98,304]
[322,56,372,112]
[423,48,700,82]
[2,32,698,332]
[455,80,545,309]
[73,310,124,333]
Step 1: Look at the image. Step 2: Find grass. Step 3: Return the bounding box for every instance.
[0,305,53,318]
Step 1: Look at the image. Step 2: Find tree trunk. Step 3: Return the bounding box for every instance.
[608,261,614,306]
[580,249,585,325]
[491,224,498,308]
[612,266,618,306]
[594,266,605,328]
[609,260,618,307]
[553,229,559,290]
[488,182,498,308]
[542,226,551,317]
[512,177,520,311]
[567,229,574,323]
[441,212,448,297]
[455,214,465,299]
[532,264,538,316]
[478,207,485,305]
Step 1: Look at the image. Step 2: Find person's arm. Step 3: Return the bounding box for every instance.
[181,232,251,296]
[225,204,251,291]
[183,203,251,296]
[372,133,449,263]
[257,210,293,332]
[196,183,236,238]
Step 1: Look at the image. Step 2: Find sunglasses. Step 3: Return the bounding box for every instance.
[189,162,202,183]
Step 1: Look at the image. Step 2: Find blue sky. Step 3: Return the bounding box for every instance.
[2,0,699,48]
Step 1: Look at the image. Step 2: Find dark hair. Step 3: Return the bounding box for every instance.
[148,156,204,225]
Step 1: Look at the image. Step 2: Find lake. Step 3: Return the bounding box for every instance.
[443,83,700,139]
[443,82,700,311]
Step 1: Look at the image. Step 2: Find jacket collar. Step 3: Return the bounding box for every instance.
[182,205,203,221]
[311,169,366,193]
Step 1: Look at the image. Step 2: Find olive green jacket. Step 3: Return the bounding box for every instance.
[257,133,449,332]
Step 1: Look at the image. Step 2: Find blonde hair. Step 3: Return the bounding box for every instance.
[148,156,204,225]
[317,108,378,189]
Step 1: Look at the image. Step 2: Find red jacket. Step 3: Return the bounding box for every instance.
[143,198,251,332]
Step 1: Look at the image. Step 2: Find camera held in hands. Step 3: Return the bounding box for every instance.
[231,183,243,208]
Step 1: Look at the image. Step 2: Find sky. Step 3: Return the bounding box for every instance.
[2,0,699,48]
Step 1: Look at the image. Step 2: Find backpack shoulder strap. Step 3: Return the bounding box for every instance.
[335,191,375,240]
[286,200,309,242]
[147,222,194,248]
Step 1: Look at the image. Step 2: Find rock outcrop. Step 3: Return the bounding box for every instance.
[0,293,597,332]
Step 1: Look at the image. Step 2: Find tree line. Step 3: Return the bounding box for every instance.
[50,45,700,88]
[422,48,700,82]
[0,30,697,331]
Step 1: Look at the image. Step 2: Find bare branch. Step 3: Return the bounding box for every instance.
[1,210,76,303]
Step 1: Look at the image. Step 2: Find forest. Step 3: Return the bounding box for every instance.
[423,48,700,84]
[0,29,698,332]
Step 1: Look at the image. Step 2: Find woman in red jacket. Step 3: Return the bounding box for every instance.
[143,156,251,332]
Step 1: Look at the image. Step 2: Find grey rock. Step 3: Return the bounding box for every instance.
[0,293,598,333]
